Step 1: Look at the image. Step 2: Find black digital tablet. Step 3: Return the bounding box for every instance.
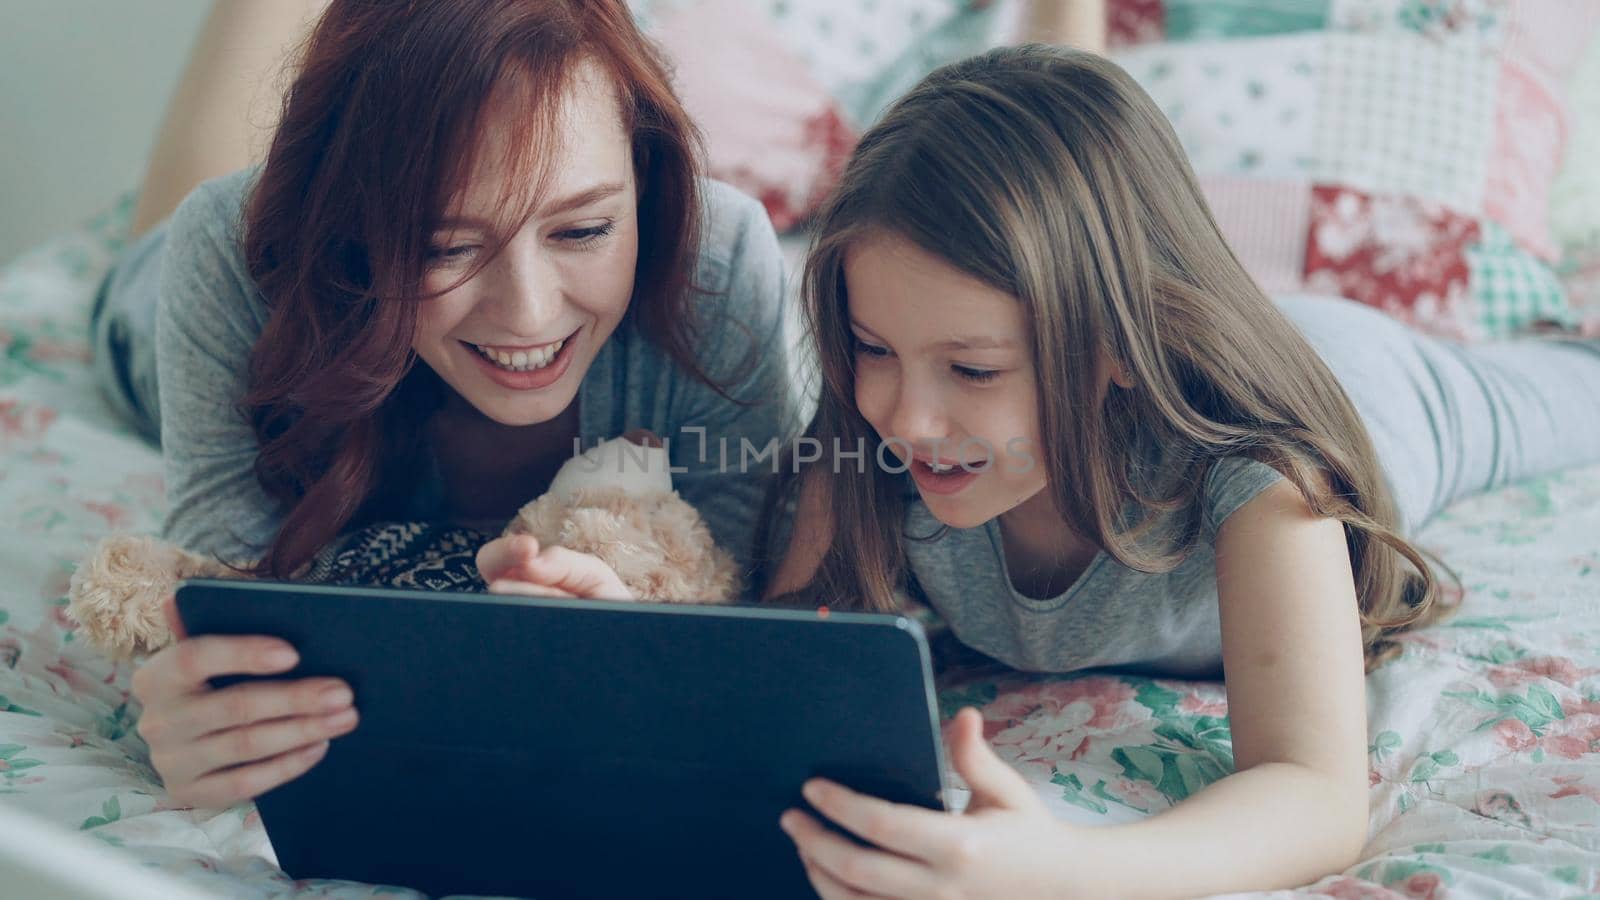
[175,578,950,900]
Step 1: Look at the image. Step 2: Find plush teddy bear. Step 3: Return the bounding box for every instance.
[68,434,740,661]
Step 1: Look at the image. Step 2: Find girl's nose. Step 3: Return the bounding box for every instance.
[887,377,951,447]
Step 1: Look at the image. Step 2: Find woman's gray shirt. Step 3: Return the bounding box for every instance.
[144,169,796,586]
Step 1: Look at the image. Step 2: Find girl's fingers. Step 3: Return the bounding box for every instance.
[799,851,884,900]
[797,779,959,863]
[949,707,1038,812]
[169,707,358,785]
[782,810,925,897]
[170,740,332,811]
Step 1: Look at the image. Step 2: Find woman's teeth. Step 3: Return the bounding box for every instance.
[929,462,956,473]
[473,339,565,372]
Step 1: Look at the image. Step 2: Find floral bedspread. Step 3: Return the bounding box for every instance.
[1,205,1597,898]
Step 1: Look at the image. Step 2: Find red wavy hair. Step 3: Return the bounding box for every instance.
[240,0,706,577]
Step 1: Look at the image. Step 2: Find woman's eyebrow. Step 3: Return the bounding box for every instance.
[433,182,626,229]
[541,181,627,217]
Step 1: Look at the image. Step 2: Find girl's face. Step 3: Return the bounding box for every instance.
[412,60,638,427]
[845,231,1054,529]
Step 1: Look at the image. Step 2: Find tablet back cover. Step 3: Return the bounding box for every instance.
[177,580,946,900]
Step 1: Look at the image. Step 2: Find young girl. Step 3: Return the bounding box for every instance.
[101,0,794,810]
[743,45,1600,897]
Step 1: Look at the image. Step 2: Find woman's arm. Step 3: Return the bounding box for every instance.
[155,170,284,563]
[665,183,803,593]
[1068,479,1370,898]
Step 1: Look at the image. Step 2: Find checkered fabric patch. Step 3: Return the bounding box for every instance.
[1312,32,1496,214]
[1469,220,1574,334]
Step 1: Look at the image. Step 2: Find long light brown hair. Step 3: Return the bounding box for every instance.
[779,44,1451,670]
[241,0,709,577]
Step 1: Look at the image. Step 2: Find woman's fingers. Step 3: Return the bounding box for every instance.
[165,707,359,786]
[518,545,632,600]
[161,593,189,641]
[169,740,333,811]
[487,579,576,599]
[478,534,632,600]
[131,635,298,705]
[476,534,542,585]
[131,634,355,810]
[148,677,352,744]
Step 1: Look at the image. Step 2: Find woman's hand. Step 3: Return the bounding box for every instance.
[476,534,633,601]
[779,707,1083,899]
[130,596,357,810]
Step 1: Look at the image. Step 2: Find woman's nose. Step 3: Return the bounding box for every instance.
[481,236,562,336]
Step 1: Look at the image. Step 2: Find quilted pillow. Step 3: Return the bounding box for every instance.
[1109,0,1600,339]
[1550,32,1600,332]
[631,0,1003,231]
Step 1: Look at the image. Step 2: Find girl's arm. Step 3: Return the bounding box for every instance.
[763,469,834,599]
[1072,479,1370,898]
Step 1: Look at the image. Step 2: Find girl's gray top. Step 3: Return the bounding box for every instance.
[100,169,797,588]
[902,295,1600,678]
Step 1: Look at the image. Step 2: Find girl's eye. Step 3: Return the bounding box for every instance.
[953,365,1001,383]
[853,338,890,358]
[557,221,616,246]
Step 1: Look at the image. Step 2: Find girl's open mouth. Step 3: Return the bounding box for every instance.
[909,457,988,496]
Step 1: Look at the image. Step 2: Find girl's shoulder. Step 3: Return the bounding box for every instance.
[1202,455,1288,534]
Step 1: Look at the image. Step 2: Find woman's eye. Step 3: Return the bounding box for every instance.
[425,244,477,265]
[558,222,616,245]
[852,338,890,358]
[953,365,1001,383]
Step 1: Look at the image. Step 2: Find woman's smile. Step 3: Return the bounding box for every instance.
[460,324,583,391]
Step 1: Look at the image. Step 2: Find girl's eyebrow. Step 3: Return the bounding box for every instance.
[850,319,1017,351]
[848,319,885,341]
[935,335,1017,350]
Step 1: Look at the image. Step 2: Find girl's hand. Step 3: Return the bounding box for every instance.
[130,596,357,810]
[780,707,1083,899]
[476,534,633,601]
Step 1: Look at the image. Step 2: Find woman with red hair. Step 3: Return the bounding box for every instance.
[92,0,794,808]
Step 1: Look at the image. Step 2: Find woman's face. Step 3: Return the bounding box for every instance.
[845,231,1052,529]
[412,60,638,427]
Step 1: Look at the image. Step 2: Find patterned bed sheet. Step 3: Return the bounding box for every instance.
[1,204,1596,898]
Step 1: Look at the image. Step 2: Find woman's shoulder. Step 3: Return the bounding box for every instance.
[159,169,266,312]
[692,178,784,293]
[664,179,789,377]
[156,167,270,354]
[166,167,259,250]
